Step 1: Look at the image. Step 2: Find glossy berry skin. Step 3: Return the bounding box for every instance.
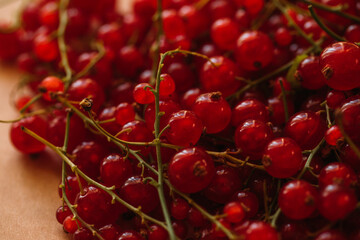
[10,115,47,154]
[115,102,136,126]
[63,215,79,234]
[338,98,360,143]
[76,186,119,226]
[235,31,274,71]
[232,191,259,219]
[118,231,145,240]
[72,227,94,240]
[59,175,87,204]
[267,96,295,126]
[72,141,106,179]
[284,111,327,150]
[211,18,239,50]
[159,73,176,97]
[204,165,242,203]
[120,176,159,213]
[319,42,360,90]
[100,154,133,188]
[118,121,153,157]
[33,33,58,62]
[144,100,180,131]
[274,27,292,47]
[244,221,279,240]
[116,45,144,78]
[326,90,346,109]
[38,76,64,101]
[325,125,343,146]
[295,56,326,90]
[231,98,270,127]
[315,230,347,240]
[171,198,190,220]
[192,92,231,134]
[200,56,240,96]
[148,225,168,240]
[318,184,357,221]
[168,147,215,193]
[262,138,303,178]
[56,205,71,224]
[235,119,274,161]
[67,78,105,112]
[98,106,122,135]
[278,180,318,220]
[223,201,245,223]
[187,207,208,228]
[165,110,203,147]
[99,224,120,240]
[318,162,358,189]
[133,83,155,104]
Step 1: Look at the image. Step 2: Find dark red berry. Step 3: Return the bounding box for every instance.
[168,147,215,193]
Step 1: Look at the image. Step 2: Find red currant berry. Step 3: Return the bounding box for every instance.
[325,125,343,146]
[200,56,241,96]
[118,231,145,240]
[165,110,203,147]
[232,98,270,127]
[319,42,360,91]
[235,119,274,161]
[100,154,134,188]
[68,78,105,112]
[33,33,58,62]
[115,102,136,126]
[278,180,318,220]
[274,27,292,47]
[318,162,358,189]
[38,76,64,101]
[56,205,71,224]
[10,116,47,154]
[318,184,357,221]
[232,190,259,219]
[120,176,159,213]
[76,186,119,226]
[337,98,360,143]
[148,224,168,240]
[168,147,215,193]
[133,83,155,104]
[171,198,190,220]
[192,92,231,134]
[262,137,303,178]
[211,18,239,50]
[159,73,176,97]
[144,100,180,131]
[63,215,79,234]
[235,30,274,71]
[223,201,246,223]
[326,90,346,109]
[204,165,242,203]
[295,56,326,90]
[315,230,347,240]
[345,24,360,42]
[284,111,326,150]
[244,221,279,240]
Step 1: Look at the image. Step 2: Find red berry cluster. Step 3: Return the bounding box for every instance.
[2,0,360,239]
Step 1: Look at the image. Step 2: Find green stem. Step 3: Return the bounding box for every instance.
[57,0,72,86]
[301,0,360,23]
[270,208,281,227]
[62,110,72,152]
[297,138,325,179]
[19,94,42,114]
[154,52,176,240]
[308,5,346,42]
[73,43,105,80]
[207,151,265,171]
[61,161,104,239]
[22,126,168,230]
[274,0,320,51]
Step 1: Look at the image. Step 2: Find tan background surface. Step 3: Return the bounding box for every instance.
[0,1,131,239]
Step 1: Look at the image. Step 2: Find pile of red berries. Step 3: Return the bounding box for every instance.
[2,0,360,239]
